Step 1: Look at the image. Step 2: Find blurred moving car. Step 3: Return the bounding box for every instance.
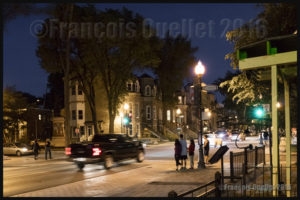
[3,143,33,156]
[230,129,241,141]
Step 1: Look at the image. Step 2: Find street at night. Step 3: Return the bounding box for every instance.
[4,138,267,197]
[3,2,298,198]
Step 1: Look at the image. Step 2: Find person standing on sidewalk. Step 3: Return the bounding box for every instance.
[188,139,195,169]
[179,134,187,170]
[45,141,52,160]
[203,135,210,164]
[32,140,40,160]
[174,139,182,171]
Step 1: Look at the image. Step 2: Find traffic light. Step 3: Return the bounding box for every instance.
[254,107,264,118]
[128,111,132,124]
[123,114,129,125]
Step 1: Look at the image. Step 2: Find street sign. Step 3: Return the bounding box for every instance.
[203,85,218,91]
[262,104,270,112]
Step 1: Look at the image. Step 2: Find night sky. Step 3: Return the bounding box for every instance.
[3,3,263,102]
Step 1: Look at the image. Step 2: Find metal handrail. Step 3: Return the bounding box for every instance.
[177,180,215,197]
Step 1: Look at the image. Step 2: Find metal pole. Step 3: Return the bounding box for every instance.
[198,76,205,169]
[271,65,278,197]
[284,78,291,197]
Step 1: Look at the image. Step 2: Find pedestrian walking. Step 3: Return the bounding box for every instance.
[45,141,52,160]
[203,135,210,164]
[263,131,269,145]
[188,139,195,169]
[174,139,182,171]
[179,134,187,170]
[32,139,40,160]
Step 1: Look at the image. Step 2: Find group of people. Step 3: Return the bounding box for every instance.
[32,140,52,160]
[174,134,210,171]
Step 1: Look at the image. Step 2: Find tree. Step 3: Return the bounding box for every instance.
[84,7,161,133]
[225,3,297,69]
[3,86,32,143]
[155,32,198,124]
[36,3,74,146]
[44,72,64,116]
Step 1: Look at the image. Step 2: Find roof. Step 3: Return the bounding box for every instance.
[238,34,297,59]
[139,73,153,79]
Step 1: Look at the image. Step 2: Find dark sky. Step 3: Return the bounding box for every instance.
[3,3,263,102]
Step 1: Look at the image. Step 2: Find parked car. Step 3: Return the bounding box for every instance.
[3,143,34,156]
[66,134,145,170]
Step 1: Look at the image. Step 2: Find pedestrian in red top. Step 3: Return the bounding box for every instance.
[188,139,195,169]
[174,139,182,171]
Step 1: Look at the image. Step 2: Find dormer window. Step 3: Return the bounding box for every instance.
[145,85,151,96]
[127,83,132,91]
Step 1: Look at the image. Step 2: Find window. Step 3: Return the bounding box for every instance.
[72,127,77,137]
[78,86,83,95]
[136,124,140,136]
[135,81,138,92]
[178,96,182,104]
[167,110,171,121]
[127,83,132,91]
[133,83,136,92]
[88,126,92,136]
[72,110,76,120]
[146,105,151,120]
[153,106,157,120]
[145,85,151,96]
[71,86,76,95]
[78,110,83,120]
[135,103,139,118]
[80,126,85,136]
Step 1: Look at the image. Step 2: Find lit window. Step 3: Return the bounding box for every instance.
[146,105,151,120]
[167,110,171,121]
[178,96,182,104]
[78,110,83,120]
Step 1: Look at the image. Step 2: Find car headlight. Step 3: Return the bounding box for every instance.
[21,148,28,152]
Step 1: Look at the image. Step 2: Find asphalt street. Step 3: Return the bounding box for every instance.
[4,137,261,197]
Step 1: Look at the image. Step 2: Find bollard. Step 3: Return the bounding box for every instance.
[215,171,222,197]
[168,190,178,197]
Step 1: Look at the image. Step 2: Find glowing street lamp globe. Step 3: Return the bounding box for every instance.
[194,60,205,77]
[176,108,182,115]
[124,103,129,110]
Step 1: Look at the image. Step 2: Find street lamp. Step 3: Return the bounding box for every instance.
[194,60,206,169]
[120,112,124,133]
[124,103,129,136]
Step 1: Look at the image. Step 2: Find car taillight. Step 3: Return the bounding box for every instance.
[65,147,71,155]
[92,147,101,156]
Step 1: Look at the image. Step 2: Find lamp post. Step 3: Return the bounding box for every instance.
[194,60,206,169]
[120,112,124,133]
[124,103,129,136]
[176,108,182,134]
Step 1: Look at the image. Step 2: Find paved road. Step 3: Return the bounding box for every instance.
[4,139,260,197]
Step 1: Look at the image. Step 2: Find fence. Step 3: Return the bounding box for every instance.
[169,165,297,198]
[230,145,265,179]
